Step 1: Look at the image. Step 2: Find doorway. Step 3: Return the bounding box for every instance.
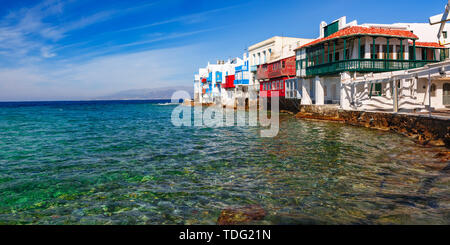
[444,83,450,106]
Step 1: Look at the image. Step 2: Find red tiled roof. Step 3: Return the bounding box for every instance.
[295,26,418,50]
[408,41,446,48]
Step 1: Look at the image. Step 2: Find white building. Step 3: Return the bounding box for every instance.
[194,58,243,105]
[295,16,450,108]
[248,36,313,103]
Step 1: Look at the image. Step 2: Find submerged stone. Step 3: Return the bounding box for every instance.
[217,205,266,225]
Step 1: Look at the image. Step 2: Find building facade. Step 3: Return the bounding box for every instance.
[248,36,313,103]
[295,16,450,107]
[258,56,296,98]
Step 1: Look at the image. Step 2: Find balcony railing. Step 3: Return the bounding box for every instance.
[234,79,249,85]
[305,59,438,76]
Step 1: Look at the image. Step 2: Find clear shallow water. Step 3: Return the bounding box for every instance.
[0,100,448,225]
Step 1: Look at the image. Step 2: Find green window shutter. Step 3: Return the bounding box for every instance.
[375,83,382,96]
[324,21,339,37]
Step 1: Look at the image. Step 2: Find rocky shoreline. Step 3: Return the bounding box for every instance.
[295,105,450,148]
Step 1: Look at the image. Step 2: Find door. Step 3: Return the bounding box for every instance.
[444,83,450,105]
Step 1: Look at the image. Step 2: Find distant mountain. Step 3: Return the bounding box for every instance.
[95,86,193,100]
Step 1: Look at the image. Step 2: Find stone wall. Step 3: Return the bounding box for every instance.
[294,105,450,148]
[338,111,450,147]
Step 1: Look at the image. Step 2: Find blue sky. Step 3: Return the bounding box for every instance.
[0,0,446,101]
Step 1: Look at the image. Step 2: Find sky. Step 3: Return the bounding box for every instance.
[0,0,447,101]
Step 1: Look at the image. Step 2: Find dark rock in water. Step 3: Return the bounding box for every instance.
[217,205,266,225]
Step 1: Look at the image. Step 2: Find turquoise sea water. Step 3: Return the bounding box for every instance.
[0,100,448,225]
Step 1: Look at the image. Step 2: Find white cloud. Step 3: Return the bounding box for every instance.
[40,46,56,58]
[114,5,239,33]
[0,45,204,101]
[0,1,125,59]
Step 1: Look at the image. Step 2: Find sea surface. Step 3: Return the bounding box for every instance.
[0,100,448,225]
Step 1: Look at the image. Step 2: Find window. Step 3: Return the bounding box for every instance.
[409,46,415,60]
[370,45,380,59]
[441,48,449,61]
[421,48,435,61]
[282,61,286,69]
[331,84,337,100]
[431,83,437,97]
[396,45,405,60]
[360,45,365,59]
[371,83,382,96]
[422,48,427,61]
[382,45,394,59]
[443,31,448,39]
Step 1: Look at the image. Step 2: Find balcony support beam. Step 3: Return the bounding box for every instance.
[327,42,330,63]
[322,44,325,64]
[343,38,347,61]
[373,37,376,59]
[387,38,390,60]
[333,41,336,62]
[400,39,403,60]
[358,37,361,59]
[306,48,309,68]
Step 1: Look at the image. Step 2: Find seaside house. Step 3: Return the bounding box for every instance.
[233,53,251,107]
[248,36,313,102]
[221,57,244,107]
[197,60,235,104]
[194,68,208,104]
[295,16,450,108]
[258,55,296,98]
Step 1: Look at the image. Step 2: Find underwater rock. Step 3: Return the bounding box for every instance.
[217,205,266,225]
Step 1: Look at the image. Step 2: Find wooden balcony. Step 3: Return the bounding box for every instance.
[305,59,438,77]
[257,56,296,80]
